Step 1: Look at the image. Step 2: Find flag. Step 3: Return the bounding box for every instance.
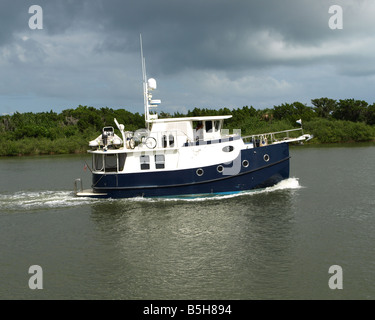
[83,164,87,172]
[296,119,302,125]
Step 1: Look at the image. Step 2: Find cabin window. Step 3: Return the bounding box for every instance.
[155,154,165,169]
[118,153,126,171]
[93,154,104,172]
[93,153,126,172]
[162,135,167,148]
[193,121,203,130]
[222,146,234,152]
[140,155,150,170]
[105,154,117,172]
[168,134,175,147]
[193,121,204,141]
[205,120,213,133]
[214,120,221,132]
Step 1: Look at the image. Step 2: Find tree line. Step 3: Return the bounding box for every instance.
[1,98,375,156]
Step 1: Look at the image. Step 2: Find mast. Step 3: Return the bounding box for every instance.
[140,34,148,129]
[140,34,160,131]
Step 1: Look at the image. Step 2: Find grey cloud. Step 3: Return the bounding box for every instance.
[1,0,375,114]
[80,0,358,75]
[0,0,366,73]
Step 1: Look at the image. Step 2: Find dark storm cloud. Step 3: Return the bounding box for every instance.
[0,1,87,51]
[0,2,28,45]
[1,0,375,113]
[67,0,363,76]
[1,1,335,67]
[89,0,334,73]
[0,0,366,73]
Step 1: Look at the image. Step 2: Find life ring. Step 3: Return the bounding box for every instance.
[126,138,135,149]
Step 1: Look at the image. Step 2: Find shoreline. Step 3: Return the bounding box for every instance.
[1,140,374,158]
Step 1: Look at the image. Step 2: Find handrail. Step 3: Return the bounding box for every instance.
[241,128,302,140]
[242,128,303,145]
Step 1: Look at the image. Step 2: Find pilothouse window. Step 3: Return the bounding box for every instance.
[105,154,117,172]
[168,134,175,148]
[140,155,150,170]
[118,153,126,171]
[194,121,204,141]
[162,135,167,148]
[155,154,165,169]
[93,153,126,172]
[93,154,104,172]
[214,120,221,132]
[205,121,213,133]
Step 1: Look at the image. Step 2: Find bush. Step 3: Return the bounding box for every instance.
[1,102,375,156]
[304,118,375,143]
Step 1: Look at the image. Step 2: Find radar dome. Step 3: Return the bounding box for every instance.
[147,78,157,90]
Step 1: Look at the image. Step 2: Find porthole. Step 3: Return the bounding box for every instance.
[145,136,157,149]
[222,145,234,152]
[196,168,204,176]
[242,160,249,168]
[217,165,224,173]
[264,154,270,162]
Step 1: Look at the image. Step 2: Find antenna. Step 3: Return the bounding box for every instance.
[140,34,148,127]
[139,34,160,130]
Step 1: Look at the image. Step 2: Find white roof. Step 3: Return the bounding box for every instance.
[146,115,232,123]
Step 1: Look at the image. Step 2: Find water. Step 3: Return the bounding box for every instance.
[0,145,375,300]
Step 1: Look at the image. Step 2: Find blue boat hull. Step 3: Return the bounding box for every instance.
[90,143,290,198]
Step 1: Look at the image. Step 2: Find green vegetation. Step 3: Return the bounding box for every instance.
[0,106,144,156]
[1,98,375,156]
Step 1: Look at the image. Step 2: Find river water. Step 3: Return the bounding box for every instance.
[1,144,375,300]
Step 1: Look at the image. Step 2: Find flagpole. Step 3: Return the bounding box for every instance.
[296,119,303,135]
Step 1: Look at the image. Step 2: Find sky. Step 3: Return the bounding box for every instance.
[1,0,375,115]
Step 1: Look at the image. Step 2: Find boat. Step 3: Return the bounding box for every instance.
[74,40,312,199]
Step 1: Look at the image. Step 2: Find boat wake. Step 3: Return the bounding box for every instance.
[127,177,303,202]
[0,178,302,213]
[0,190,100,213]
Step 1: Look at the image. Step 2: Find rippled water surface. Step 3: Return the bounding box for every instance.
[1,146,375,299]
